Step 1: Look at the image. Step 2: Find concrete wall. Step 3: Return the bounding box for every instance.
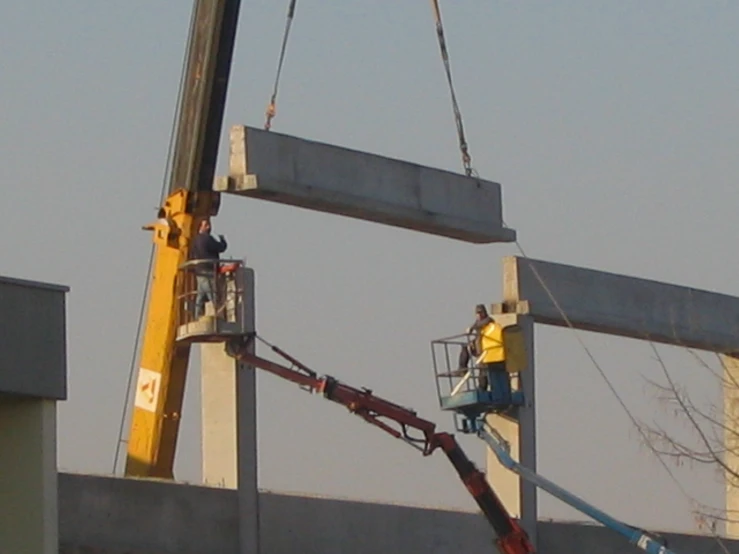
[59,473,238,554]
[58,472,738,554]
[0,398,59,554]
[0,275,68,554]
[0,276,68,399]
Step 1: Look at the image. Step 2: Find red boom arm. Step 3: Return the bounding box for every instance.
[226,337,535,554]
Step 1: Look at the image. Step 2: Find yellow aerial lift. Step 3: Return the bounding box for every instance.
[124,0,242,478]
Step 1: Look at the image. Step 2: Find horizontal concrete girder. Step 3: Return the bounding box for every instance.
[500,256,739,353]
[214,125,516,244]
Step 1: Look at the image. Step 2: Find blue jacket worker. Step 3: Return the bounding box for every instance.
[190,218,228,318]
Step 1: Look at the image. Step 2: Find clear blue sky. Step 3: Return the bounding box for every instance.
[2,0,738,534]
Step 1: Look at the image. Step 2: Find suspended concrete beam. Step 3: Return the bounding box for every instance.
[214,125,516,244]
[497,256,739,354]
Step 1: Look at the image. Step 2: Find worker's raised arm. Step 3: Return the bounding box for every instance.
[208,234,227,253]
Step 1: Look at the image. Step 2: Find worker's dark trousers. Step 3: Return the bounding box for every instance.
[458,344,474,369]
[478,361,511,402]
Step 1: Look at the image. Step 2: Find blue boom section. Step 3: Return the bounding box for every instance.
[479,426,681,554]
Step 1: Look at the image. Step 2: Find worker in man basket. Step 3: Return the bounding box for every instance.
[190,218,228,319]
[460,305,513,407]
[457,304,491,370]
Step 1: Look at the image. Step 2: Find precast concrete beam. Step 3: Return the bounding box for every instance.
[214,125,516,244]
[501,256,739,353]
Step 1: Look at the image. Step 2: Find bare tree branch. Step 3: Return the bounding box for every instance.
[649,343,738,476]
[636,338,739,544]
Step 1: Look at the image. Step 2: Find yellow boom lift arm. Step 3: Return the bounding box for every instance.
[124,0,241,478]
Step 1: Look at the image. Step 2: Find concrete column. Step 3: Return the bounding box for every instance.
[201,343,240,487]
[485,313,537,547]
[722,353,739,538]
[0,397,58,554]
[201,267,260,553]
[236,348,260,554]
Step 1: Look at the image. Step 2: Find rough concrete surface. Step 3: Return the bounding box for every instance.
[538,520,736,553]
[0,276,68,400]
[59,473,238,554]
[502,255,739,353]
[58,472,739,554]
[215,125,516,244]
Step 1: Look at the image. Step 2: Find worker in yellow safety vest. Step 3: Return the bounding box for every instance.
[458,304,512,405]
[457,304,491,370]
[474,315,507,394]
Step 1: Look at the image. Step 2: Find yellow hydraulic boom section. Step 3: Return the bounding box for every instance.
[124,0,242,478]
[125,191,218,477]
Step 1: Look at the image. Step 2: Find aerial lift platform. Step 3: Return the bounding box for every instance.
[430,310,677,554]
[430,321,527,433]
[174,258,248,343]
